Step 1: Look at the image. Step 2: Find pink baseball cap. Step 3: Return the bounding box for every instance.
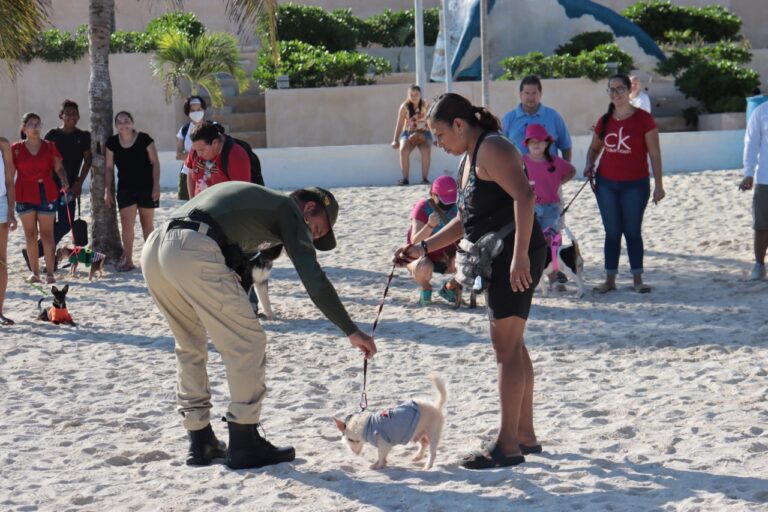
[524,123,553,145]
[431,175,458,204]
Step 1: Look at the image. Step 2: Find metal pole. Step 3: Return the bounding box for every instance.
[414,0,426,88]
[441,0,453,92]
[480,0,489,107]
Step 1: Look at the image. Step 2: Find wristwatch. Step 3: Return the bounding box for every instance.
[421,240,429,254]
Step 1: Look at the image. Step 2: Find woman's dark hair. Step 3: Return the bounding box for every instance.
[406,84,424,118]
[59,99,79,117]
[20,112,41,139]
[183,95,207,116]
[189,121,222,145]
[599,74,632,140]
[544,140,556,172]
[114,110,134,124]
[427,93,500,132]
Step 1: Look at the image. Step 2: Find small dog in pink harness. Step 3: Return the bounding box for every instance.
[540,225,586,297]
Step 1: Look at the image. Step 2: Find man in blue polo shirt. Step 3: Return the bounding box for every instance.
[501,75,572,162]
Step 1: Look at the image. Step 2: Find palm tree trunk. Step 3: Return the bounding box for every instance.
[88,0,122,260]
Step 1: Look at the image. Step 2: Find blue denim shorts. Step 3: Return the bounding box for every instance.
[16,183,58,216]
[0,195,8,223]
[400,131,433,143]
[535,203,562,233]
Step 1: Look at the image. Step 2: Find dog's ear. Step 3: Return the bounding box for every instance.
[51,285,59,294]
[333,417,346,432]
[62,284,69,294]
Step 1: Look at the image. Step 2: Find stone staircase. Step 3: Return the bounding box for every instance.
[212,46,267,148]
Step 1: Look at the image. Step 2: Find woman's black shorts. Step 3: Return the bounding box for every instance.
[117,187,159,210]
[486,237,546,320]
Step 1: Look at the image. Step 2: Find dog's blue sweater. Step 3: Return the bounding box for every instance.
[363,401,421,445]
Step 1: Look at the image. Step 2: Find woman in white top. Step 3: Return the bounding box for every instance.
[629,75,652,113]
[0,137,18,325]
[175,96,208,200]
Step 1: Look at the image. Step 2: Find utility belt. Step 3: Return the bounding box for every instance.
[167,209,246,278]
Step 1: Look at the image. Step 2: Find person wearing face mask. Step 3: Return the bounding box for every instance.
[176,96,210,201]
[104,111,161,272]
[405,175,461,306]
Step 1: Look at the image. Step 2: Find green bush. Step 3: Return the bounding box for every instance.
[500,44,634,81]
[25,26,88,63]
[363,8,439,47]
[252,40,391,89]
[672,58,758,113]
[145,11,205,42]
[656,41,752,76]
[274,4,360,52]
[622,1,741,43]
[110,30,156,54]
[555,31,614,57]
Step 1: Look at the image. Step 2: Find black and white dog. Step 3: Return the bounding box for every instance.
[244,245,284,319]
[539,226,585,297]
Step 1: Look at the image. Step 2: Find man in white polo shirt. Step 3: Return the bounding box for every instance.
[739,100,768,280]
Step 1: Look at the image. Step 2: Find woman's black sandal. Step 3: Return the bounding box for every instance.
[461,442,525,469]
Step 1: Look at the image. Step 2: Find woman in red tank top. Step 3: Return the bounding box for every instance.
[12,113,68,284]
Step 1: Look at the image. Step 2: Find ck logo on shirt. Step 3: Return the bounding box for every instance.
[604,127,632,154]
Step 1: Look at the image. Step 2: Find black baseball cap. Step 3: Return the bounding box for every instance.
[298,186,338,251]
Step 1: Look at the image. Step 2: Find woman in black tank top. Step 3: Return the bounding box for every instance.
[395,93,546,469]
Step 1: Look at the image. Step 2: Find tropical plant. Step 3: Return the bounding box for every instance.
[252,40,391,89]
[145,11,205,42]
[274,4,360,52]
[500,44,633,81]
[0,0,50,75]
[151,30,249,107]
[554,31,614,57]
[622,0,741,43]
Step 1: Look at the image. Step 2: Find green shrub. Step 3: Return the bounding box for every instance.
[674,59,758,113]
[274,4,360,52]
[252,40,391,89]
[500,44,633,81]
[25,26,88,63]
[555,31,614,56]
[110,30,157,53]
[656,41,752,76]
[362,7,439,47]
[145,11,205,42]
[622,1,741,43]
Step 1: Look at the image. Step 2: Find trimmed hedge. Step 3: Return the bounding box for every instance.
[554,31,614,57]
[23,11,204,62]
[622,1,741,43]
[252,40,391,89]
[500,44,634,81]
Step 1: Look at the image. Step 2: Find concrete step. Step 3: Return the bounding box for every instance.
[214,112,266,132]
[220,79,263,97]
[231,130,267,148]
[655,115,696,132]
[225,94,265,113]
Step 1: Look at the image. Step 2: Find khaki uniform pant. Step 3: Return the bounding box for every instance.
[141,222,267,430]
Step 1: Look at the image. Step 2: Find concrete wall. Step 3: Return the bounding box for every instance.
[0,54,184,150]
[142,130,746,191]
[265,78,609,148]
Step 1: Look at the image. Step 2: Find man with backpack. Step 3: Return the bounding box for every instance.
[185,122,262,198]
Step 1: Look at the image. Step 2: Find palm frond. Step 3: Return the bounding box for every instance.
[0,0,51,76]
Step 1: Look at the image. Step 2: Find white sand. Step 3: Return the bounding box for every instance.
[1,169,767,511]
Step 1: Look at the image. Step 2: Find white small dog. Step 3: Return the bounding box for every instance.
[539,225,585,297]
[334,374,447,470]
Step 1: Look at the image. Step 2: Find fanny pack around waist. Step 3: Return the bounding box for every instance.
[454,222,515,292]
[168,209,244,273]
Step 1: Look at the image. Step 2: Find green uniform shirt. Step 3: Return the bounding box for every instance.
[174,182,358,335]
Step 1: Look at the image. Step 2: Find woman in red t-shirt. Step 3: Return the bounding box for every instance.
[12,113,68,284]
[584,75,665,294]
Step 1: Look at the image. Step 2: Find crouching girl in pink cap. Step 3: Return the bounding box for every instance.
[405,175,461,306]
[523,124,576,286]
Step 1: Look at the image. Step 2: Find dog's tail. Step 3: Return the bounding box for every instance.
[37,297,45,313]
[429,373,448,410]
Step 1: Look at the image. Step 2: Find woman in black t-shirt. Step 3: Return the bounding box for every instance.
[105,111,160,271]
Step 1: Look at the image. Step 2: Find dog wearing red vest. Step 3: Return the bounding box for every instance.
[37,285,76,326]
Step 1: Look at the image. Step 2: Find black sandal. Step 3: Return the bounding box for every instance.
[397,178,409,186]
[520,444,542,455]
[461,442,525,470]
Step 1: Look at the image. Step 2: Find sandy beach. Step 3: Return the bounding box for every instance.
[1,169,766,511]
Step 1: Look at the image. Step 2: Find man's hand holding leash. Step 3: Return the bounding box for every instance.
[349,331,376,359]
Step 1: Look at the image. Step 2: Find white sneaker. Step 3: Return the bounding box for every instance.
[749,263,766,281]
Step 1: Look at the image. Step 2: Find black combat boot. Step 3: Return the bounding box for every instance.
[186,424,227,466]
[225,422,295,470]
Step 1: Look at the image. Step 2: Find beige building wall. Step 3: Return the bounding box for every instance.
[0,54,183,149]
[265,78,608,148]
